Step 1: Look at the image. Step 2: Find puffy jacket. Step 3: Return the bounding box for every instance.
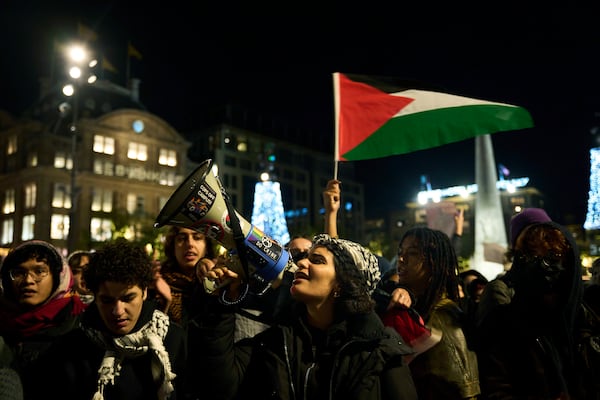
[190,301,418,400]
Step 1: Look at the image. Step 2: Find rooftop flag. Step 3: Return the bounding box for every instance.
[128,41,143,60]
[333,72,534,162]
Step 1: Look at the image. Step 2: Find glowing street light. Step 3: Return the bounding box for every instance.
[61,42,97,253]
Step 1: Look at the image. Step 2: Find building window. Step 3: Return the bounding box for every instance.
[158,148,177,167]
[159,172,176,186]
[93,135,115,155]
[93,159,114,176]
[91,188,113,212]
[127,193,145,215]
[7,135,17,155]
[28,152,38,167]
[52,183,71,209]
[54,151,73,170]
[128,142,148,161]
[1,219,14,244]
[91,217,113,242]
[2,189,15,214]
[22,214,35,241]
[50,214,69,240]
[24,183,36,208]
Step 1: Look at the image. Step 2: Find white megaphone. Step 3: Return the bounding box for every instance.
[154,159,296,294]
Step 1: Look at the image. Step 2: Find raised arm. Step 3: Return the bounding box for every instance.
[323,179,341,237]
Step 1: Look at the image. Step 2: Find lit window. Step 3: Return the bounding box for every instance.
[128,142,148,161]
[90,217,113,242]
[7,135,17,155]
[93,135,115,155]
[28,152,37,167]
[22,214,35,241]
[1,219,14,244]
[94,159,114,176]
[52,183,71,209]
[126,193,145,214]
[158,148,177,166]
[158,172,176,186]
[91,188,113,212]
[24,183,36,208]
[54,152,67,168]
[2,189,15,214]
[50,214,69,240]
[104,161,114,176]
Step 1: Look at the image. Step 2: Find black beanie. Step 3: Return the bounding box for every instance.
[1,240,65,300]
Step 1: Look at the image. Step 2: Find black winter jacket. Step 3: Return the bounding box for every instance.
[190,300,417,400]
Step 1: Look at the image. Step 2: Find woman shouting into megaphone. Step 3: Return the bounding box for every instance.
[189,234,418,400]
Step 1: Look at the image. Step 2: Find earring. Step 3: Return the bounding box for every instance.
[333,291,340,298]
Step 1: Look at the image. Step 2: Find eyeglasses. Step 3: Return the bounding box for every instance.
[9,267,50,282]
[289,249,309,263]
[515,252,563,268]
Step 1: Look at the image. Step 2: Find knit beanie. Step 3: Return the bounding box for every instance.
[312,234,381,294]
[1,240,71,302]
[509,208,552,248]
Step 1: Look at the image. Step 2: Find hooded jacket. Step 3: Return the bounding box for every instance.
[475,222,585,399]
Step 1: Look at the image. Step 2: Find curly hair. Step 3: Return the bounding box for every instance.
[400,227,460,321]
[333,257,376,316]
[84,238,152,293]
[161,225,216,273]
[310,235,378,316]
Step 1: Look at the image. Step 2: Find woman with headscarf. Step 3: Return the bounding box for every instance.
[191,233,417,400]
[0,240,86,399]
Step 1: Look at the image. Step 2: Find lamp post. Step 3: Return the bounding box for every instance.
[62,43,97,253]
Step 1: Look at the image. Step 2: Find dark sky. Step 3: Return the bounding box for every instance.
[2,1,599,224]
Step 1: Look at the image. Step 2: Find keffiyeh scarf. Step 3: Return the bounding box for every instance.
[85,310,176,400]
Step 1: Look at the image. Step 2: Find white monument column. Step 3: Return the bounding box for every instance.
[470,134,507,280]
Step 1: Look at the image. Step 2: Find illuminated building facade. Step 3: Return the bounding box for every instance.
[0,84,191,255]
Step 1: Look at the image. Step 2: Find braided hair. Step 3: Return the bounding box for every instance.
[400,227,460,321]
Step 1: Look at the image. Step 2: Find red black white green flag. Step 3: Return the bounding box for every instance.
[333,72,534,162]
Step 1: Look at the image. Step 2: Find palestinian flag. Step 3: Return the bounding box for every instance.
[334,72,534,162]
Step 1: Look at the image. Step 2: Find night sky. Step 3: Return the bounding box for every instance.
[2,1,599,224]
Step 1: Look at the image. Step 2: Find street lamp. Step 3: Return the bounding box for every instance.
[61,43,96,253]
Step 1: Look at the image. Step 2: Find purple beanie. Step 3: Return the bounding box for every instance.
[509,208,552,247]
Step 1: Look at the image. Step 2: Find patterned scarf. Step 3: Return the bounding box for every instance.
[85,310,176,400]
[162,271,196,324]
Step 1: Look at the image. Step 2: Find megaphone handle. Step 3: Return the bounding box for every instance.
[220,187,251,281]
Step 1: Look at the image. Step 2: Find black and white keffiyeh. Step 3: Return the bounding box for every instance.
[312,234,381,294]
[85,310,176,400]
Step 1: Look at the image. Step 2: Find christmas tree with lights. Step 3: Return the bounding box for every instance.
[251,180,290,245]
[584,147,600,230]
[250,143,290,245]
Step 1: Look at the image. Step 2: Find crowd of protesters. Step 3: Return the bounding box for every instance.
[1,177,599,399]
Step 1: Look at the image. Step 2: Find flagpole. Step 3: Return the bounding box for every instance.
[126,41,132,88]
[332,72,340,180]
